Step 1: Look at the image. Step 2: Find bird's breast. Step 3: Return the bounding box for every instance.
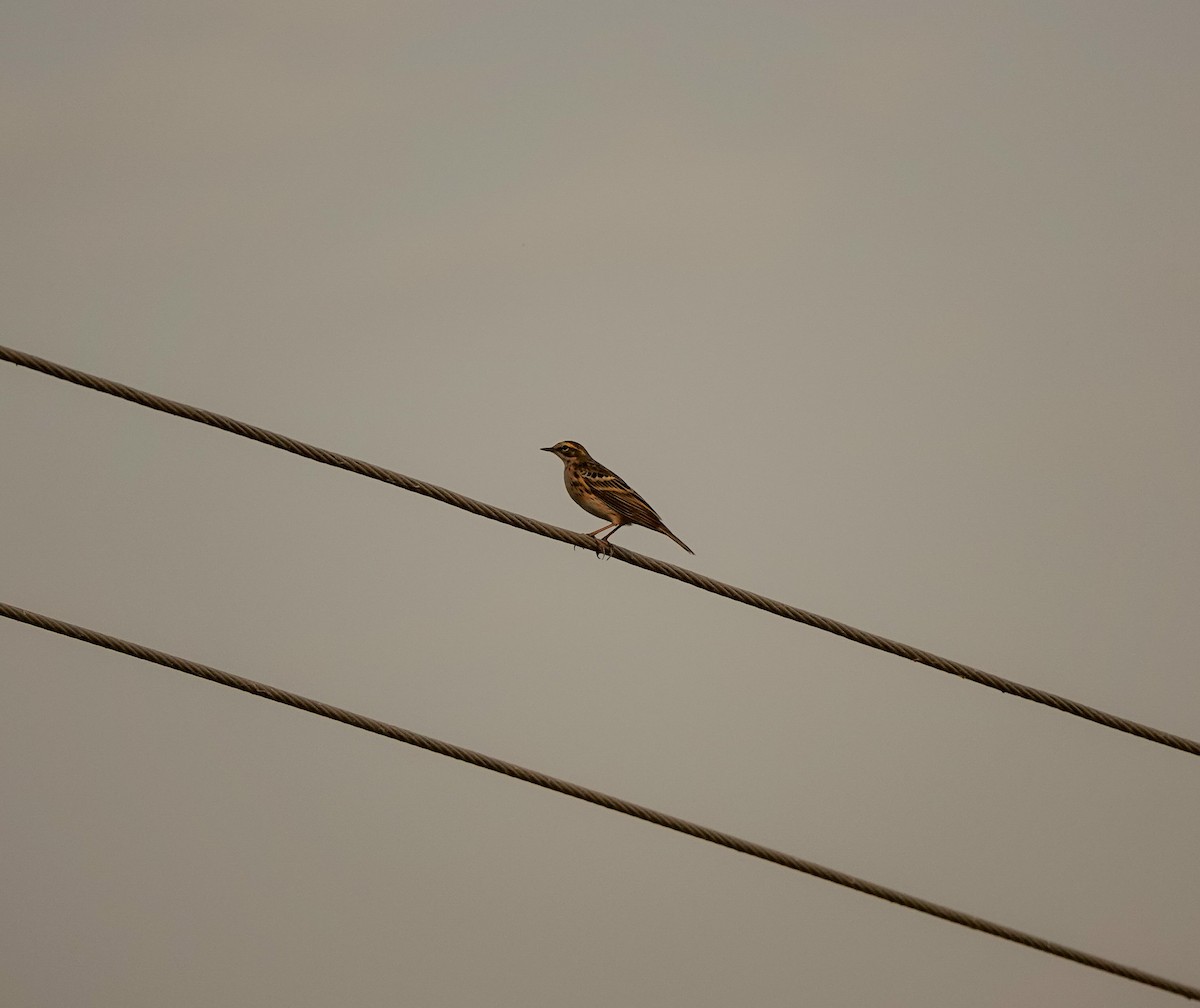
[565,471,621,522]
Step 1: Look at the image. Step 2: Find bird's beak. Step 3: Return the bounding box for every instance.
[540,446,555,453]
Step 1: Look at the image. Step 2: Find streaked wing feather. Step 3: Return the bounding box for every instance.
[583,466,664,528]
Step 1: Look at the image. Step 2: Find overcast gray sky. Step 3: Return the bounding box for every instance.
[4,3,1199,1006]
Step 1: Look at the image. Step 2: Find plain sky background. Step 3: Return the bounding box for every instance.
[3,3,1199,1006]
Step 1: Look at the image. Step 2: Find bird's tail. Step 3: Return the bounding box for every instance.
[659,525,694,555]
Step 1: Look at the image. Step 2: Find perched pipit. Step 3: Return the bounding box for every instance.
[541,440,694,554]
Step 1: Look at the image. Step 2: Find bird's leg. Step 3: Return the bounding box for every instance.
[588,522,620,557]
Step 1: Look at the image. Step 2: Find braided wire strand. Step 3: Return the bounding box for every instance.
[3,344,1198,758]
[3,602,1198,1000]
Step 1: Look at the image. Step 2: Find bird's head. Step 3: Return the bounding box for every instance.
[541,440,589,462]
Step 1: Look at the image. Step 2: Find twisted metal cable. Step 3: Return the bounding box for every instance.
[3,343,1198,758]
[3,603,1197,1001]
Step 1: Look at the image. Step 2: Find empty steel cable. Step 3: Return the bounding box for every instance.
[4,602,1199,999]
[2,343,1198,758]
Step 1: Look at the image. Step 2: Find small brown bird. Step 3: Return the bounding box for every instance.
[542,440,694,554]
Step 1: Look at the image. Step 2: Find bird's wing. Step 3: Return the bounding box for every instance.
[582,464,664,527]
